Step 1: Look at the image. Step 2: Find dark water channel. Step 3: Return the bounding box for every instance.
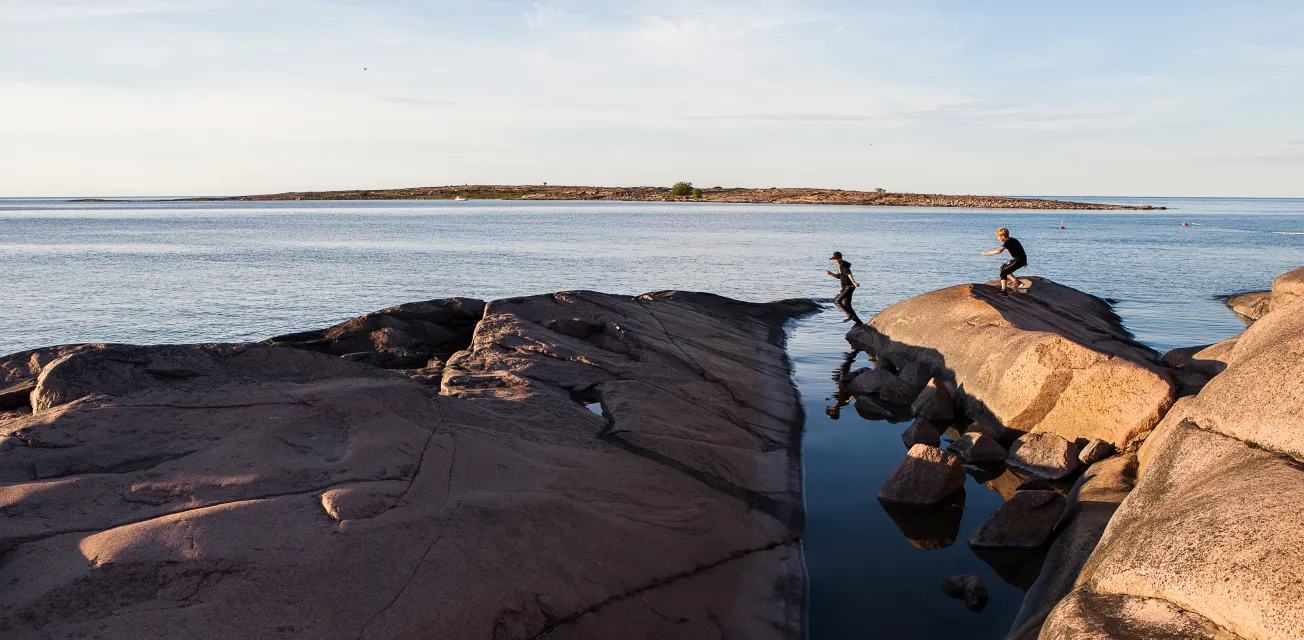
[792,309,1033,638]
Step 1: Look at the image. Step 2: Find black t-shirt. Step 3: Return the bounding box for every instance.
[837,261,855,287]
[1002,238,1027,263]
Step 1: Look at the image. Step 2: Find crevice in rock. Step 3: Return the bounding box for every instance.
[531,539,800,639]
[26,450,198,481]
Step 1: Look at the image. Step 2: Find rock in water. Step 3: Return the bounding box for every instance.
[901,417,941,447]
[1222,290,1272,323]
[848,278,1174,449]
[910,376,954,420]
[969,490,1066,548]
[878,444,966,505]
[940,575,989,611]
[853,394,894,420]
[0,290,816,639]
[948,432,1007,463]
[845,368,915,405]
[1007,432,1080,480]
[1076,438,1113,466]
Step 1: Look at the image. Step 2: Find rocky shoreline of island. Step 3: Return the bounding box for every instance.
[72,184,1162,210]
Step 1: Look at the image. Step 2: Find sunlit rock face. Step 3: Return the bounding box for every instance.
[0,290,815,640]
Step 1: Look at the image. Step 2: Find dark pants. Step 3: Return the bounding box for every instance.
[1000,260,1027,280]
[834,285,855,308]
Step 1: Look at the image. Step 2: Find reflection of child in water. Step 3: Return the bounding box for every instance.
[826,350,860,419]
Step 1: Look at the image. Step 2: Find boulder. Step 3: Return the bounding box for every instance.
[900,418,940,447]
[0,290,814,639]
[964,421,1001,440]
[848,278,1174,449]
[1007,432,1080,480]
[896,359,932,394]
[910,376,953,421]
[853,395,894,420]
[947,432,1006,463]
[1075,438,1112,466]
[939,575,988,611]
[1045,266,1304,638]
[1222,290,1272,322]
[0,378,35,411]
[1271,265,1304,310]
[845,368,915,405]
[877,444,966,506]
[968,490,1065,548]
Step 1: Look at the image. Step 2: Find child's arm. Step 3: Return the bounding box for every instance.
[981,246,1006,256]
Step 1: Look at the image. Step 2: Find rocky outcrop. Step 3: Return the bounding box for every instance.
[847,278,1174,449]
[0,290,814,639]
[1042,267,1304,639]
[1222,291,1271,322]
[1271,266,1304,310]
[968,490,1065,548]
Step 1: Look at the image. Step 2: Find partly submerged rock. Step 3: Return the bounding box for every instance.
[848,278,1174,449]
[1007,432,1080,480]
[1006,455,1137,640]
[853,394,894,420]
[939,574,988,612]
[1222,290,1272,323]
[968,490,1065,548]
[877,444,966,506]
[0,290,814,639]
[948,432,1007,463]
[844,368,915,405]
[901,417,941,447]
[910,376,954,421]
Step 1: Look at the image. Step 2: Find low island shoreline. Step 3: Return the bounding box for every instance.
[71,184,1163,210]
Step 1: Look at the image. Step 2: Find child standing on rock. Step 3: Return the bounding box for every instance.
[982,228,1028,293]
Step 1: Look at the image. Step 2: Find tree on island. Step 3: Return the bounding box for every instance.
[671,181,693,197]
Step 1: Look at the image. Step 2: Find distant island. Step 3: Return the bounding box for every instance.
[74,184,1163,209]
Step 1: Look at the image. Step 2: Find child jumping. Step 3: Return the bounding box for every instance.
[981,227,1027,293]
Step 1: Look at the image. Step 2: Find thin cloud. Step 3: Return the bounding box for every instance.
[382,97,455,107]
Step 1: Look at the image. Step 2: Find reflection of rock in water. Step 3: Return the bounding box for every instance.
[972,546,1048,591]
[881,491,965,550]
[985,465,1029,499]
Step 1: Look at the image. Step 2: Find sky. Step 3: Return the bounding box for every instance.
[1,0,1302,197]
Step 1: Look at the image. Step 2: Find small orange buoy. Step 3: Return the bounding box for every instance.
[1182,222,1189,227]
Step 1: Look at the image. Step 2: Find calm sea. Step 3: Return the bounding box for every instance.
[2,197,1301,638]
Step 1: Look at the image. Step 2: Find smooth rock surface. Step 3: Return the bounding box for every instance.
[848,278,1174,448]
[0,290,814,639]
[1042,591,1242,640]
[1271,265,1304,310]
[1007,432,1079,480]
[877,444,966,506]
[1075,438,1112,466]
[844,368,915,405]
[968,490,1065,548]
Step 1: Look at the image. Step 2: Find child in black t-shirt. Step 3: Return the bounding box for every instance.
[981,227,1028,293]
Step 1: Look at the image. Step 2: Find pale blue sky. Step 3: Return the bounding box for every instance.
[2,0,1301,196]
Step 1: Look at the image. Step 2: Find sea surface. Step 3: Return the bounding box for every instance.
[2,197,1301,638]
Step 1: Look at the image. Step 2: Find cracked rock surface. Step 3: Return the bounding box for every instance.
[0,290,814,640]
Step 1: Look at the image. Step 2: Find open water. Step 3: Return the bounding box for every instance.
[1,197,1301,638]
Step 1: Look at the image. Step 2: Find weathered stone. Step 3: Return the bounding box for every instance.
[877,444,966,506]
[1223,290,1272,323]
[845,368,915,404]
[848,278,1174,448]
[968,490,1065,548]
[0,290,814,639]
[0,378,35,411]
[896,359,932,394]
[1007,432,1080,480]
[910,376,953,420]
[939,574,988,611]
[1075,438,1112,466]
[947,432,1007,463]
[1271,265,1304,310]
[1006,455,1137,640]
[853,394,894,420]
[964,421,1000,440]
[1042,591,1242,640]
[900,418,940,447]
